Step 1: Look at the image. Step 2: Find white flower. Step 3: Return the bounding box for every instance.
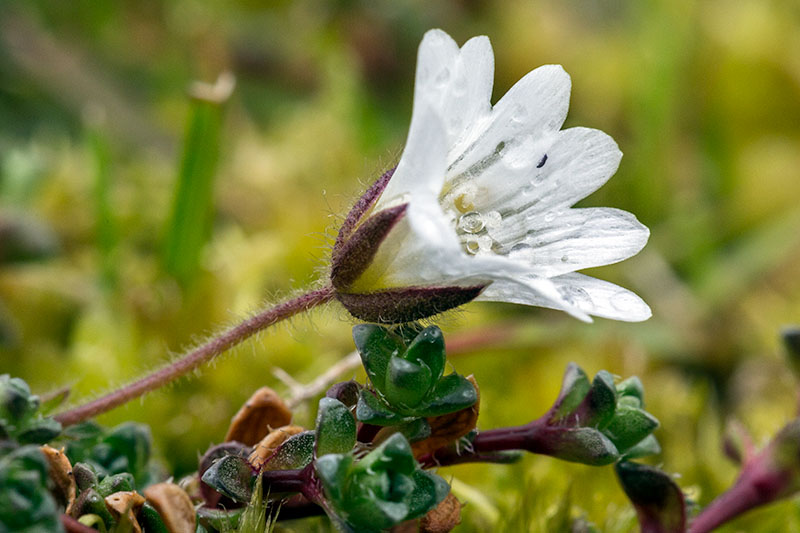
[333,29,650,323]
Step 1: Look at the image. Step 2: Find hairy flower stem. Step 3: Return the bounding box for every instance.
[55,286,335,426]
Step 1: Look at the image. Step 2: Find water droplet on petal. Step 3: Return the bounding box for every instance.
[611,291,640,311]
[511,104,527,124]
[561,255,569,263]
[544,212,556,223]
[558,286,593,308]
[465,238,480,255]
[483,211,502,228]
[477,235,493,252]
[458,212,485,234]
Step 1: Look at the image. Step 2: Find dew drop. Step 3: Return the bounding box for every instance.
[511,104,527,124]
[558,286,593,307]
[561,255,569,263]
[543,212,556,223]
[611,291,639,312]
[522,185,537,196]
[477,235,493,252]
[482,210,502,229]
[465,238,480,255]
[457,212,485,234]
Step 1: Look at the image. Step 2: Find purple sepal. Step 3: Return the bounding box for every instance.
[334,167,396,254]
[337,285,486,324]
[331,204,407,290]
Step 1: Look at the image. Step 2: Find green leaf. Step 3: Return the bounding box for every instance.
[315,398,356,457]
[352,324,404,393]
[137,502,170,533]
[616,376,645,403]
[406,469,449,520]
[572,371,617,429]
[262,431,315,471]
[622,434,662,460]
[0,374,37,423]
[418,374,478,417]
[615,461,686,533]
[97,472,135,497]
[200,455,255,503]
[315,453,352,502]
[550,363,591,423]
[197,506,244,532]
[384,357,433,409]
[356,390,409,426]
[356,433,416,476]
[539,426,619,466]
[17,417,62,445]
[603,405,659,452]
[403,326,446,384]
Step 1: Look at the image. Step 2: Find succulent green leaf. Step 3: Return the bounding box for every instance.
[201,455,255,503]
[356,390,410,426]
[616,376,645,403]
[551,363,591,422]
[353,324,405,392]
[570,371,617,429]
[406,469,450,520]
[73,462,99,491]
[262,431,316,471]
[385,357,433,408]
[603,405,659,452]
[315,398,357,457]
[539,426,619,466]
[395,418,432,443]
[0,445,62,532]
[138,502,170,533]
[418,373,478,417]
[357,433,416,476]
[97,472,135,497]
[17,417,62,445]
[622,434,662,461]
[615,461,686,533]
[72,488,114,529]
[315,453,352,502]
[197,506,245,532]
[0,374,38,423]
[403,326,446,384]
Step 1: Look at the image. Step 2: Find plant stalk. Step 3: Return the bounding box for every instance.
[55,286,335,426]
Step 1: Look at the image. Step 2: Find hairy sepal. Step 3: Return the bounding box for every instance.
[337,285,486,324]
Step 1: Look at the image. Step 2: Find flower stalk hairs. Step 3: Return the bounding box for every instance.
[332,29,650,324]
[54,29,650,427]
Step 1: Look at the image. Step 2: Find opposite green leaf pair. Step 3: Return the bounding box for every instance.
[353,325,477,425]
[316,433,449,533]
[546,364,660,464]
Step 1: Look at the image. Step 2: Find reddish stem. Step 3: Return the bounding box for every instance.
[55,286,335,426]
[61,515,97,533]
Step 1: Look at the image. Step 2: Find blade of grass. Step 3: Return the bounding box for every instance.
[162,73,235,286]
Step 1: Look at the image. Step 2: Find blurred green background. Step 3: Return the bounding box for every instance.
[2,0,800,530]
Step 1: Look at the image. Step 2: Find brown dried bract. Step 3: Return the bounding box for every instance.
[144,483,196,533]
[420,493,462,533]
[104,491,145,533]
[412,375,480,457]
[249,424,305,470]
[224,386,293,446]
[40,445,77,513]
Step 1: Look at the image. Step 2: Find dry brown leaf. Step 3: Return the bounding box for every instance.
[144,483,196,533]
[248,424,305,470]
[420,493,462,533]
[104,491,145,533]
[224,386,293,446]
[412,375,480,457]
[40,445,76,513]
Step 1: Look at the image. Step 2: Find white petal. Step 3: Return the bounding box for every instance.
[444,127,621,217]
[478,273,651,322]
[490,207,650,277]
[447,65,571,177]
[376,101,449,209]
